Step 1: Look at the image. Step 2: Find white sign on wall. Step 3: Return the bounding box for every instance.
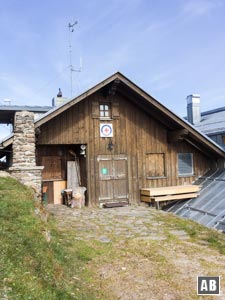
[100,123,113,137]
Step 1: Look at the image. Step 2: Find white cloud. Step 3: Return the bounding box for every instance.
[182,0,223,17]
[147,68,178,92]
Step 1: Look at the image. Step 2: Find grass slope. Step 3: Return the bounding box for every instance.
[0,177,103,300]
[1,177,225,300]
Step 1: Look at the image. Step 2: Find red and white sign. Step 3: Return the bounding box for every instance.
[100,123,113,137]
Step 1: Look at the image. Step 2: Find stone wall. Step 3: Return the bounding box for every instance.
[12,111,36,167]
[9,111,43,197]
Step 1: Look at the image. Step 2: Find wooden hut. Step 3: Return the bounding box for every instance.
[1,72,225,206]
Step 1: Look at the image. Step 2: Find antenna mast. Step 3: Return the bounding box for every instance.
[68,21,81,97]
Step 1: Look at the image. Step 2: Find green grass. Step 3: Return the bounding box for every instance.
[1,176,225,300]
[0,177,104,300]
[155,211,225,254]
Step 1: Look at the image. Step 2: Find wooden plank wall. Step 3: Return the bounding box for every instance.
[37,91,212,206]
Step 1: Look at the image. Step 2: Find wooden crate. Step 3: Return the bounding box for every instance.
[42,180,66,204]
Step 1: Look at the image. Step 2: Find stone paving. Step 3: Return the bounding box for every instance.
[46,204,225,300]
[46,204,189,243]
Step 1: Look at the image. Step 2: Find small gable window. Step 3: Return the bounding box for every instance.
[178,153,193,176]
[100,104,111,118]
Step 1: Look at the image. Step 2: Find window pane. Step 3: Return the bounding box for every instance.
[178,153,193,175]
[99,103,111,118]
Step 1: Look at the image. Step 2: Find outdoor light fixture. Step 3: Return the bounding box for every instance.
[107,139,114,151]
[80,144,86,156]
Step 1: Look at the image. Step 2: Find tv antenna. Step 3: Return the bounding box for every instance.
[68,21,82,97]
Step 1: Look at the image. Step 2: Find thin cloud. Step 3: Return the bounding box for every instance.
[0,73,50,105]
[147,68,177,92]
[182,0,223,17]
[149,70,174,84]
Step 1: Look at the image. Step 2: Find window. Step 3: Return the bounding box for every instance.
[146,153,165,178]
[100,104,111,118]
[178,153,193,176]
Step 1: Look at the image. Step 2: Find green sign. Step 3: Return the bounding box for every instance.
[102,167,108,175]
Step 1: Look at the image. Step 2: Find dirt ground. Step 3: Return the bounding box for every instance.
[47,204,225,300]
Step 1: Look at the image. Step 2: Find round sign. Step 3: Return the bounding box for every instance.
[101,124,113,137]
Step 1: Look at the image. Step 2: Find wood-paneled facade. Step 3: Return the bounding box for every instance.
[35,73,225,206]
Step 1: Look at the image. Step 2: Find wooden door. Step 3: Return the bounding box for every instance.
[98,155,128,204]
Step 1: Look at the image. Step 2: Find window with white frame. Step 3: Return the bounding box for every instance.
[99,104,111,118]
[178,153,193,176]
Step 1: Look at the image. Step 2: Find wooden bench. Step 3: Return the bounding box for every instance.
[140,185,201,209]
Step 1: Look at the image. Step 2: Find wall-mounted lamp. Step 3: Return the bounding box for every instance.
[107,139,114,151]
[80,144,86,156]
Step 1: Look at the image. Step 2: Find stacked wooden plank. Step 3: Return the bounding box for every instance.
[141,185,201,209]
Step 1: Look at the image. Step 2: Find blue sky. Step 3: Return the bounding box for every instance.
[0,0,225,137]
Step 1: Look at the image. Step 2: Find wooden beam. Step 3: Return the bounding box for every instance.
[141,185,200,197]
[151,192,199,202]
[118,87,176,129]
[109,79,120,96]
[102,79,121,97]
[140,195,153,202]
[167,129,189,142]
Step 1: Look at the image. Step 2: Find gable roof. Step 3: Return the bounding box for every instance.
[1,72,225,158]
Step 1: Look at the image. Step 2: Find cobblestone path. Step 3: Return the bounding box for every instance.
[47,204,189,243]
[46,204,225,300]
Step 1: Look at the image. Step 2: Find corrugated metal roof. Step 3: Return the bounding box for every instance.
[167,169,225,232]
[194,108,225,135]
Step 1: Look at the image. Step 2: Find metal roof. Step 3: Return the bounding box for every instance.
[194,107,225,135]
[0,105,52,124]
[167,169,225,232]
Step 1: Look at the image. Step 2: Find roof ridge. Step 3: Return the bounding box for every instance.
[201,106,225,116]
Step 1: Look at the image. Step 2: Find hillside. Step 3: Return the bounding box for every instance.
[0,177,104,300]
[1,176,225,300]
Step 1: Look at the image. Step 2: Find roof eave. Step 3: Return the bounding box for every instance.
[35,72,121,128]
[0,134,13,149]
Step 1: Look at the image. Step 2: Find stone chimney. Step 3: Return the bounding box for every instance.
[9,111,43,197]
[186,94,201,125]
